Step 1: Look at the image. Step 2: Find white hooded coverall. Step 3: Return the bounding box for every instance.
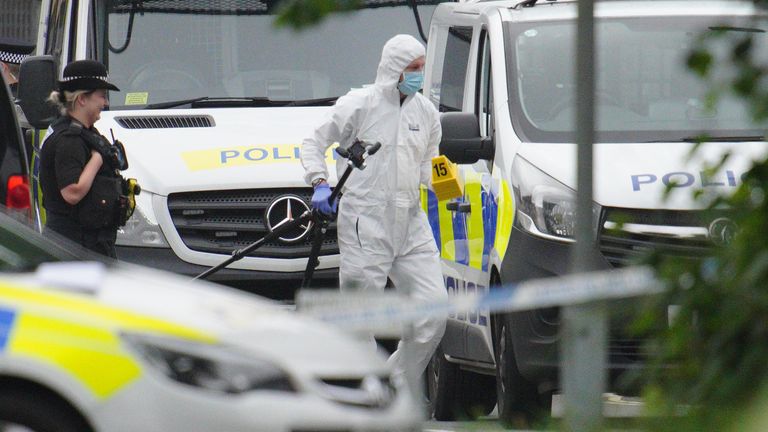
[301,34,447,380]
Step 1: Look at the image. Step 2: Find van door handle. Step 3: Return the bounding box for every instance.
[446,202,471,213]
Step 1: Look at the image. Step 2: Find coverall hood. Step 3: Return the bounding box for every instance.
[375,34,425,90]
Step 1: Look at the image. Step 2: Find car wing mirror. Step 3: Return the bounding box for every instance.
[439,112,494,164]
[17,55,58,129]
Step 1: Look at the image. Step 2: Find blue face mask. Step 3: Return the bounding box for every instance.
[398,71,424,96]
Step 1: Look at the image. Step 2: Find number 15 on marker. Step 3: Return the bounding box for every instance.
[433,162,448,178]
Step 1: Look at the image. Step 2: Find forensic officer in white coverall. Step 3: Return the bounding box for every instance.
[301,34,447,381]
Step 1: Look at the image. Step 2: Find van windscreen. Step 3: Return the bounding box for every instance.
[506,16,768,143]
[98,0,440,109]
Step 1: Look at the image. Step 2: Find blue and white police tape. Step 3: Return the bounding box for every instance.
[297,266,664,336]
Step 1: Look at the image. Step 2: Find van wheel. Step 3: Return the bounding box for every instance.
[0,389,91,432]
[427,344,496,420]
[494,313,551,427]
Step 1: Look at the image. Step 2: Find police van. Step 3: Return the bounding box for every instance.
[19,0,444,296]
[0,66,32,221]
[422,0,768,423]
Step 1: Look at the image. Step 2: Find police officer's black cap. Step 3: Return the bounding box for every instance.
[59,60,120,92]
[0,37,35,65]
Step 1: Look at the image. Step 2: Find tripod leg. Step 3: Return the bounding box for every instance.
[301,216,329,289]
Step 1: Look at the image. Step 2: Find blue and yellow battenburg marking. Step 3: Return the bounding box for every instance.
[0,283,212,400]
[422,167,514,270]
[181,143,339,172]
[0,308,16,351]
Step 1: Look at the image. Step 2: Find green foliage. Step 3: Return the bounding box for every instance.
[640,15,768,431]
[273,0,361,30]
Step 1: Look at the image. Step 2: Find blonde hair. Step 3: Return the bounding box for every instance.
[47,89,92,116]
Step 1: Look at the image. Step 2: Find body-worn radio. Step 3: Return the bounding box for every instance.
[79,126,141,227]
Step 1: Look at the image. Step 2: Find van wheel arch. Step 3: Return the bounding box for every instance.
[0,376,94,432]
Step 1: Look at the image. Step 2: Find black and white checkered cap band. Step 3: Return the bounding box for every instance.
[0,51,28,65]
[61,75,110,82]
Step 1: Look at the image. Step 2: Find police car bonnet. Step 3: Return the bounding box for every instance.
[59,60,120,92]
[0,37,34,65]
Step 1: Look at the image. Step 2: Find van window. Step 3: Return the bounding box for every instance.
[88,0,107,60]
[477,31,493,137]
[506,16,768,143]
[439,26,473,112]
[95,0,443,109]
[45,0,70,59]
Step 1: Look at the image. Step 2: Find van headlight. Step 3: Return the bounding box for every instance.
[123,333,296,394]
[511,156,600,241]
[117,191,169,247]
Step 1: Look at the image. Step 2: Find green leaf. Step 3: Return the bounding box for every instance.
[274,0,361,30]
[687,49,713,77]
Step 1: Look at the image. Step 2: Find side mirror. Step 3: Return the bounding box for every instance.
[439,112,494,164]
[17,55,58,129]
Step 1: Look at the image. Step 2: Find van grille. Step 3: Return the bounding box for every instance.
[167,189,338,258]
[115,115,214,129]
[598,208,715,267]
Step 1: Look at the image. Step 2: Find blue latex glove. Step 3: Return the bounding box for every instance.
[311,182,337,215]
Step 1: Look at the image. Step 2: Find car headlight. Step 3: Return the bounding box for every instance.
[122,333,296,394]
[511,156,601,241]
[116,191,169,248]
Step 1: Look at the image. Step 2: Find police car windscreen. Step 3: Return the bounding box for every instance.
[101,0,441,108]
[507,16,768,143]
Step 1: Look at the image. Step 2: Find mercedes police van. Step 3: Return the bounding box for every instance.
[422,0,768,423]
[20,0,443,296]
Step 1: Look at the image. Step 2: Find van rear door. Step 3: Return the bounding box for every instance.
[0,75,32,221]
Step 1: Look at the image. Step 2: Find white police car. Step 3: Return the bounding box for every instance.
[0,210,421,432]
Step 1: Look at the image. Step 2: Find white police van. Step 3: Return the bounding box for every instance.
[20,0,444,296]
[421,0,768,423]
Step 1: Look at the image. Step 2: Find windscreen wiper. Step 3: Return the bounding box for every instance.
[646,135,765,143]
[284,96,339,107]
[145,96,275,109]
[709,26,765,34]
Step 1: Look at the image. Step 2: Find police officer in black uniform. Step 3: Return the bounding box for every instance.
[0,37,35,98]
[40,60,125,257]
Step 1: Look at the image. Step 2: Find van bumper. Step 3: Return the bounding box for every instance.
[116,246,339,299]
[499,226,645,392]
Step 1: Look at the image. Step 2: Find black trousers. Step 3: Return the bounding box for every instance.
[44,212,117,258]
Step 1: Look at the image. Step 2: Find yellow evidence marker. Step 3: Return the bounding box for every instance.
[431,155,463,201]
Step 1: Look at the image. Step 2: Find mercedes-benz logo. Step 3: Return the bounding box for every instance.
[708,217,737,247]
[265,195,312,243]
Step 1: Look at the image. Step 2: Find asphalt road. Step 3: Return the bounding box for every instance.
[422,393,645,431]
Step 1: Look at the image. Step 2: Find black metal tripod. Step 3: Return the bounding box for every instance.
[194,140,381,288]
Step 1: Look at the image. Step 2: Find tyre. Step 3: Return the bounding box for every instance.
[427,343,496,420]
[0,389,91,432]
[458,370,497,418]
[494,313,552,427]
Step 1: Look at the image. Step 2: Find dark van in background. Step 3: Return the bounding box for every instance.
[0,72,32,222]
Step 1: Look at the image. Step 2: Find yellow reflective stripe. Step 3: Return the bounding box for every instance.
[31,129,48,224]
[9,312,141,399]
[495,180,514,260]
[0,285,211,341]
[464,170,484,270]
[438,200,455,261]
[420,185,428,211]
[0,283,214,399]
[181,143,339,171]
